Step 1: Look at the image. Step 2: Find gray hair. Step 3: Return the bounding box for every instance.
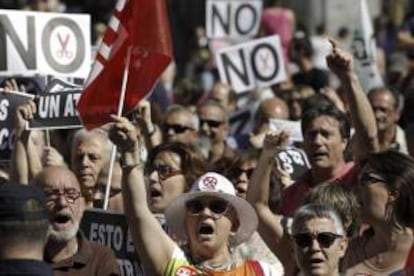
[166,104,199,131]
[292,203,345,236]
[71,127,113,155]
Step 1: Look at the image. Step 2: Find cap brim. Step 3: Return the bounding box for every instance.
[164,191,258,246]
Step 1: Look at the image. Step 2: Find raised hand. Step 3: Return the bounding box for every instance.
[263,130,290,156]
[42,146,65,167]
[108,115,139,153]
[326,38,354,79]
[14,100,36,137]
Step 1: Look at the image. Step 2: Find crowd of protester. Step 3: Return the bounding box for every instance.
[2,0,414,275]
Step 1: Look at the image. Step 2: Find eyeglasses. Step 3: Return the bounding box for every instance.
[358,173,386,186]
[44,188,82,204]
[293,232,343,248]
[162,123,194,134]
[199,119,223,128]
[186,198,229,219]
[145,164,182,181]
[231,168,255,179]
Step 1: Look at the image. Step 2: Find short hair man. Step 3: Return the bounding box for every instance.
[291,204,348,276]
[162,105,199,145]
[208,82,237,114]
[197,99,235,164]
[33,166,120,275]
[70,128,112,206]
[280,40,379,215]
[367,87,408,153]
[0,184,52,275]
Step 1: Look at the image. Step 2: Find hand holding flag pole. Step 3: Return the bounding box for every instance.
[77,0,173,210]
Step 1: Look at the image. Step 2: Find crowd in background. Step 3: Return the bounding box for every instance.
[2,0,414,275]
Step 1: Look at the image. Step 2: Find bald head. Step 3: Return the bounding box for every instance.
[259,98,289,120]
[33,166,80,191]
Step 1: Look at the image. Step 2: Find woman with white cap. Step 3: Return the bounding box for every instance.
[108,115,279,276]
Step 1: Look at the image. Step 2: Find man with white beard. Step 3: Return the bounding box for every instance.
[33,166,120,275]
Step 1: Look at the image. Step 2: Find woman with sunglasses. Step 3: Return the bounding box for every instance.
[145,141,206,215]
[291,204,348,276]
[344,150,414,275]
[108,115,280,275]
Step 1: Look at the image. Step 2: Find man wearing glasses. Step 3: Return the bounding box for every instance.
[162,105,200,146]
[291,204,348,276]
[197,99,236,164]
[32,166,120,275]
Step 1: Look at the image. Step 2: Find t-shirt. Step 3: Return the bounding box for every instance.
[280,162,358,216]
[164,245,281,276]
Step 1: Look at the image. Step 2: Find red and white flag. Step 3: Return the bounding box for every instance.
[77,0,173,129]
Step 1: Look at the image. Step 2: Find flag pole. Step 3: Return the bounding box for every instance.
[103,46,132,210]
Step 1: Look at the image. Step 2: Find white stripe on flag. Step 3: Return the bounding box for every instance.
[108,16,120,32]
[115,0,127,12]
[99,43,112,60]
[85,62,104,86]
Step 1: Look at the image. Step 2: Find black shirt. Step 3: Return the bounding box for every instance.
[0,259,53,275]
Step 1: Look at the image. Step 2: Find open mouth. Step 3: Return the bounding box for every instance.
[150,189,162,198]
[310,258,324,265]
[198,222,215,237]
[54,213,71,225]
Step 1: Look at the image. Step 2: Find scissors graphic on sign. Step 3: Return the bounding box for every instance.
[56,33,73,59]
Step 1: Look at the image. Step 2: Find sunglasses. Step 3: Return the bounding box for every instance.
[358,174,386,186]
[145,164,182,181]
[293,232,343,248]
[162,123,194,134]
[199,119,223,128]
[186,199,229,219]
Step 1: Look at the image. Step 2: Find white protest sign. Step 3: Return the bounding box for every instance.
[351,0,383,92]
[216,35,286,93]
[269,118,303,142]
[0,9,91,78]
[206,0,262,39]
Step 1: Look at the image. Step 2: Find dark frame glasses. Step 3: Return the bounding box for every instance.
[162,123,194,134]
[145,164,182,181]
[186,198,229,219]
[44,188,82,204]
[230,168,255,179]
[199,119,223,128]
[293,232,343,248]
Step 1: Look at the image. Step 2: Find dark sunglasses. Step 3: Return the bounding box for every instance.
[162,123,194,134]
[358,173,386,186]
[186,199,229,219]
[145,164,182,181]
[293,232,343,248]
[199,119,223,128]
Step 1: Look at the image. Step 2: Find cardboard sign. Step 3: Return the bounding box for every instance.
[206,0,262,39]
[351,0,383,92]
[269,118,303,142]
[275,147,310,181]
[216,35,286,93]
[0,91,34,161]
[0,9,91,78]
[80,209,145,276]
[28,79,82,130]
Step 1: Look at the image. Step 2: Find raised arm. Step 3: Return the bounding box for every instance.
[108,115,175,276]
[247,130,290,248]
[10,101,35,184]
[326,39,379,162]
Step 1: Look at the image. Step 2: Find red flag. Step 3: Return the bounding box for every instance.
[77,0,173,129]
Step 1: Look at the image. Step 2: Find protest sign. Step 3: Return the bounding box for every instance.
[80,209,144,276]
[216,35,286,93]
[0,9,91,78]
[0,91,34,161]
[28,78,82,130]
[269,118,303,142]
[351,0,383,92]
[206,0,262,39]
